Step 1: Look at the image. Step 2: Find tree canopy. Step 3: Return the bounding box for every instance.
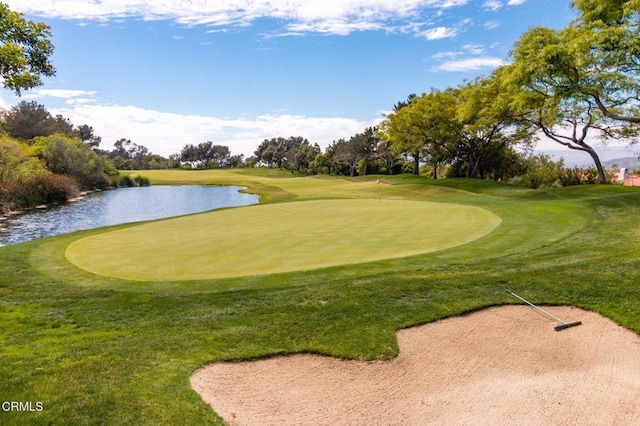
[497,0,640,183]
[569,0,640,124]
[2,101,73,139]
[0,2,55,94]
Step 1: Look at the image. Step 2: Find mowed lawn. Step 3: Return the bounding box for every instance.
[65,199,501,280]
[2,169,640,425]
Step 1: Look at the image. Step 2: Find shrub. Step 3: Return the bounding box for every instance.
[133,175,150,186]
[559,167,612,186]
[117,175,134,187]
[108,174,151,188]
[41,134,111,190]
[0,173,78,211]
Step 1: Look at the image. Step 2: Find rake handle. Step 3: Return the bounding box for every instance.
[505,289,568,325]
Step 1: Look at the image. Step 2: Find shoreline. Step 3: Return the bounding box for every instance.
[0,189,100,222]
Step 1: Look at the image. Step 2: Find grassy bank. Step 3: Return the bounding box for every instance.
[1,169,639,424]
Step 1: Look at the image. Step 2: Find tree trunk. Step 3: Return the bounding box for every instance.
[412,151,420,175]
[465,156,473,178]
[587,148,606,183]
[470,158,480,179]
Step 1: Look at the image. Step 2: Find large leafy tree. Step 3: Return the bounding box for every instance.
[105,138,151,169]
[0,135,46,184]
[378,89,459,177]
[75,124,102,148]
[454,74,530,179]
[331,127,379,177]
[332,132,373,177]
[180,142,231,169]
[503,25,635,183]
[254,136,317,172]
[378,96,425,175]
[2,100,73,140]
[569,0,640,124]
[499,0,640,183]
[375,140,403,175]
[39,134,111,189]
[0,2,55,94]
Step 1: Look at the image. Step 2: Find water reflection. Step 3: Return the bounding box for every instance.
[0,185,259,246]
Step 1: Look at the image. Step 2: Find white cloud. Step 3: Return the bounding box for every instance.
[65,98,98,106]
[419,26,458,40]
[462,43,485,55]
[286,19,384,36]
[47,103,371,157]
[433,57,506,72]
[484,20,500,29]
[438,0,470,6]
[6,0,470,36]
[430,42,506,72]
[23,89,98,99]
[431,51,460,60]
[483,1,502,11]
[506,0,527,5]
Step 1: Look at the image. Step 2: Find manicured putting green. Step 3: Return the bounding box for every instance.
[65,199,501,281]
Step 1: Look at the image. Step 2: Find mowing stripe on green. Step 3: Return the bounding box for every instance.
[65,199,501,281]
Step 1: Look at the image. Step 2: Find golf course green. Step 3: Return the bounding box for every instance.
[65,199,501,280]
[2,169,640,425]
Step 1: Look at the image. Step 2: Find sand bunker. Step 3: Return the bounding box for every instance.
[191,306,640,425]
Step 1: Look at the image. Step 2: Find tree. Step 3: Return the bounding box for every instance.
[502,26,634,183]
[40,134,111,189]
[568,0,640,124]
[129,143,149,170]
[75,124,102,147]
[103,138,152,169]
[209,144,231,168]
[379,94,427,175]
[454,75,530,179]
[227,154,244,168]
[2,101,64,139]
[0,135,46,184]
[0,2,56,94]
[492,0,640,184]
[257,137,289,169]
[310,151,334,175]
[51,114,74,136]
[333,137,363,177]
[179,143,199,168]
[393,93,418,111]
[254,136,316,172]
[355,127,379,176]
[378,90,458,176]
[179,142,231,168]
[375,140,403,175]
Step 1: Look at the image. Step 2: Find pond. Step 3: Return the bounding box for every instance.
[0,185,259,246]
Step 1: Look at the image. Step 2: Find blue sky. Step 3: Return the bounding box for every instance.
[5,0,631,163]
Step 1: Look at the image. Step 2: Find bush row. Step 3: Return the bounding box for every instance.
[1,173,150,214]
[109,174,151,188]
[0,173,79,213]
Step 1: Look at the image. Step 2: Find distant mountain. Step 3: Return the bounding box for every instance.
[535,146,639,168]
[602,157,640,170]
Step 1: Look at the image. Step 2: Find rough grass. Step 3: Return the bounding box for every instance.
[1,169,640,425]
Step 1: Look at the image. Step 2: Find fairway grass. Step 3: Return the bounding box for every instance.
[65,199,501,280]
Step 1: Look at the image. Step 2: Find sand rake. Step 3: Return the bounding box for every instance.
[505,290,582,331]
